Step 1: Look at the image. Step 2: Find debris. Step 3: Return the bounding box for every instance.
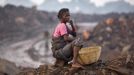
[0,4,134,75]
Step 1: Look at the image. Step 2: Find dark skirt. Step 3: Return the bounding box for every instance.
[51,36,73,62]
[54,43,73,62]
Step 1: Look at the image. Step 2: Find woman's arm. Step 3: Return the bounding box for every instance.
[59,23,75,42]
[63,34,75,42]
[70,20,77,37]
[70,20,76,32]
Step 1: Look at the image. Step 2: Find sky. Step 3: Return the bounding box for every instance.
[22,0,134,6]
[90,0,134,7]
[0,0,134,14]
[29,0,134,6]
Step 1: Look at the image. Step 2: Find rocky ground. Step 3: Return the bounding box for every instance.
[16,53,134,75]
[16,16,134,75]
[0,4,134,75]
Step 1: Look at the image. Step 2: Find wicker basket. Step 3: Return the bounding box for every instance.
[77,46,101,65]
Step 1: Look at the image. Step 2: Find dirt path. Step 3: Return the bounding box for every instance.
[0,34,55,68]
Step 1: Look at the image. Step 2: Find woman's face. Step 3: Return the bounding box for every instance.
[62,11,70,22]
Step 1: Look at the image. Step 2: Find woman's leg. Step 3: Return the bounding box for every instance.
[54,43,73,62]
[72,46,83,68]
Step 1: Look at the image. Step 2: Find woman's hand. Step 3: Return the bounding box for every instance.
[69,20,74,26]
[69,20,76,32]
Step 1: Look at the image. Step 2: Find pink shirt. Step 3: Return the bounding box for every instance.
[53,23,68,37]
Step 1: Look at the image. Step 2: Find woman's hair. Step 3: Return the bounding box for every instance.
[57,8,69,19]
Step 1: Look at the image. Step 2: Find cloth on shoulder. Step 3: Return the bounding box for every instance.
[72,36,93,48]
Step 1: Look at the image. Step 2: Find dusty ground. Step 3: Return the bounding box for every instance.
[17,52,134,75]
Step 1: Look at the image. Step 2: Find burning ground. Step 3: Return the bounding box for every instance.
[0,4,134,75]
[17,16,134,75]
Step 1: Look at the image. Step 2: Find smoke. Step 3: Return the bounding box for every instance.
[58,0,72,3]
[0,0,7,6]
[30,0,45,6]
[90,0,119,7]
[89,0,134,7]
[124,0,134,5]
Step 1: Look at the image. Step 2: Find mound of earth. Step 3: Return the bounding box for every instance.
[17,54,134,75]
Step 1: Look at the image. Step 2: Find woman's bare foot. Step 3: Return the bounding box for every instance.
[72,63,85,69]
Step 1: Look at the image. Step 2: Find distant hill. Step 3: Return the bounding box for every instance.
[0,4,134,43]
[0,4,56,44]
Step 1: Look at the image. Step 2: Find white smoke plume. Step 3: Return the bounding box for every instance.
[30,0,45,6]
[90,0,134,7]
[0,0,7,6]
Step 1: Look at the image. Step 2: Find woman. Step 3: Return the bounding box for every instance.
[51,8,76,66]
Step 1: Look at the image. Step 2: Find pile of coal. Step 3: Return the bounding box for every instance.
[17,54,134,75]
[0,4,134,44]
[90,15,134,60]
[0,4,57,47]
[17,15,134,75]
[1,4,134,75]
